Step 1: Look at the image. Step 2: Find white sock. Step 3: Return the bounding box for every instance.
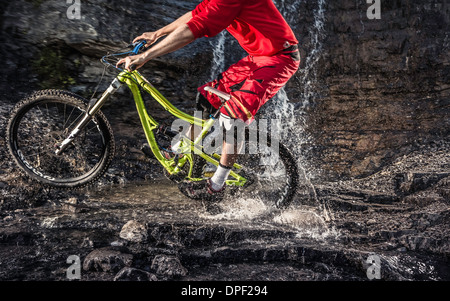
[210,164,231,191]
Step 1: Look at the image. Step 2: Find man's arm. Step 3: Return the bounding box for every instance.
[156,11,193,38]
[117,24,195,71]
[133,11,193,45]
[141,24,195,61]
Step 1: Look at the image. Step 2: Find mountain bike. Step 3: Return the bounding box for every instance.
[6,41,299,208]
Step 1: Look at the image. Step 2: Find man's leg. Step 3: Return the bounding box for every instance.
[178,110,245,201]
[171,93,212,155]
[209,140,237,191]
[210,115,245,191]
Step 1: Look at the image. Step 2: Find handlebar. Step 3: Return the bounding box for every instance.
[131,40,147,55]
[101,40,148,71]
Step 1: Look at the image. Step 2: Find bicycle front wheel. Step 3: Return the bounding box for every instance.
[7,90,115,188]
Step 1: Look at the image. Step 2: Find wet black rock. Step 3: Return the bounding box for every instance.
[151,254,188,279]
[113,267,158,282]
[119,220,149,243]
[150,225,184,249]
[83,246,133,273]
[395,172,450,196]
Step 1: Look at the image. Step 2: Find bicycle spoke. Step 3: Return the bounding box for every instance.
[85,124,101,134]
[65,111,85,132]
[35,105,42,115]
[63,105,77,129]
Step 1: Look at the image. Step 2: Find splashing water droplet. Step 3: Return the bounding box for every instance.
[200,197,270,221]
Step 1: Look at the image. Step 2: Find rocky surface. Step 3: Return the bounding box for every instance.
[0,0,449,282]
[0,137,448,281]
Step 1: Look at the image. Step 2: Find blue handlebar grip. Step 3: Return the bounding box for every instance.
[132,40,147,55]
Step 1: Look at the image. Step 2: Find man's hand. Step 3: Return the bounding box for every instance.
[116,32,159,71]
[116,53,148,71]
[133,32,160,46]
[117,24,195,71]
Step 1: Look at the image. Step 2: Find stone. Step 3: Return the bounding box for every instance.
[62,197,82,213]
[119,220,148,243]
[395,173,450,195]
[110,240,128,247]
[113,267,158,281]
[81,237,94,248]
[3,216,13,222]
[151,255,188,278]
[83,247,133,273]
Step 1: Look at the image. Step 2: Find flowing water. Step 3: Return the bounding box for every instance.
[201,15,335,234]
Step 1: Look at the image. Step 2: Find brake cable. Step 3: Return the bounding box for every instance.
[90,41,147,101]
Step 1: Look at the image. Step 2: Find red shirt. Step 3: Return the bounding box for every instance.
[187,0,298,57]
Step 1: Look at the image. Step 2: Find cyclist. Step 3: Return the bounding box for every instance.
[117,0,300,201]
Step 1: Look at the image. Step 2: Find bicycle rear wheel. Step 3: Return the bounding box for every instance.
[7,90,115,188]
[203,129,299,208]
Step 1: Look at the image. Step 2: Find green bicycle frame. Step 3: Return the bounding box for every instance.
[116,70,247,187]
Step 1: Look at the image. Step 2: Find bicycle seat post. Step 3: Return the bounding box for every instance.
[204,86,231,119]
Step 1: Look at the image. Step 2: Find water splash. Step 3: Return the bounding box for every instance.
[205,0,335,230]
[272,208,326,230]
[263,89,333,223]
[200,197,270,222]
[263,0,334,224]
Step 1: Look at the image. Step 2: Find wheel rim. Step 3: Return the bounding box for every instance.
[232,141,293,206]
[12,99,108,184]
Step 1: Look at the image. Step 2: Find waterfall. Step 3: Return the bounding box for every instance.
[265,0,327,138]
[299,0,326,108]
[265,0,333,222]
[209,31,226,81]
[276,0,302,24]
[272,0,327,107]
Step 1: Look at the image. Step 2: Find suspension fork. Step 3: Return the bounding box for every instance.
[55,78,122,155]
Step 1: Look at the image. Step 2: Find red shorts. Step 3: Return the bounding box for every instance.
[198,45,300,124]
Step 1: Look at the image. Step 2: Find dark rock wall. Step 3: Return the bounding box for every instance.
[1,0,448,180]
[306,0,449,179]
